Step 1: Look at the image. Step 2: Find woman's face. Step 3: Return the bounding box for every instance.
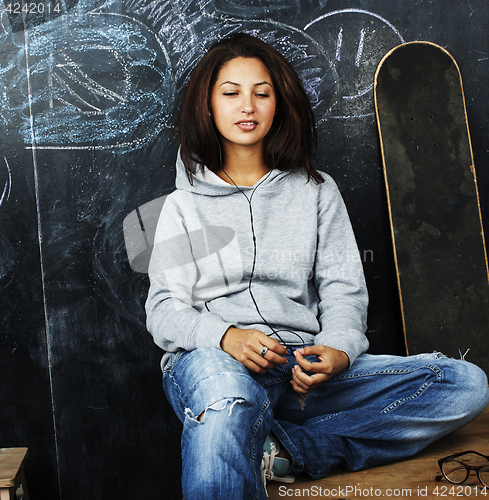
[210,57,277,155]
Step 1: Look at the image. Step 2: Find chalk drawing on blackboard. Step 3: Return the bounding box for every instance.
[0,157,11,207]
[11,13,173,152]
[203,0,327,18]
[304,9,405,122]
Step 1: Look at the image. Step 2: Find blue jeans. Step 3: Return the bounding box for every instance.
[162,347,489,500]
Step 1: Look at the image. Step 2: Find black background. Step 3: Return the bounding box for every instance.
[0,1,488,498]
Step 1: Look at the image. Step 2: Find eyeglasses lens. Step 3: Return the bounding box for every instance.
[479,467,489,487]
[442,460,468,484]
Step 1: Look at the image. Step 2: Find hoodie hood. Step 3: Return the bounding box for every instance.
[175,149,289,196]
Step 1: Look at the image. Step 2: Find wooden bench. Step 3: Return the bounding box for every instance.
[0,448,29,500]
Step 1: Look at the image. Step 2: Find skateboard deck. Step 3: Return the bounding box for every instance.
[374,41,489,373]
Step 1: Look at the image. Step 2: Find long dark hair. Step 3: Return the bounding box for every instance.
[177,32,323,184]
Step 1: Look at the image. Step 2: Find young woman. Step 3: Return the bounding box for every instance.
[146,33,489,499]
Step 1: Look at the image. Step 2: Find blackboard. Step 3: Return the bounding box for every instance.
[1,1,488,498]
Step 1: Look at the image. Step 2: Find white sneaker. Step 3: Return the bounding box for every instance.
[261,434,296,490]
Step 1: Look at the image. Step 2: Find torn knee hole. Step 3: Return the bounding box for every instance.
[186,397,245,424]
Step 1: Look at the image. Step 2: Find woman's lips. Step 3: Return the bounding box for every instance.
[236,121,258,131]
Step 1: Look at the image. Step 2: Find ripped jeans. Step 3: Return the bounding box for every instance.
[162,348,489,500]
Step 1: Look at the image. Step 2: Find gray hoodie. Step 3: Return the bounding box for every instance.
[146,153,369,370]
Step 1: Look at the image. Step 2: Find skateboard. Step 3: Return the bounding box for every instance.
[374,41,489,373]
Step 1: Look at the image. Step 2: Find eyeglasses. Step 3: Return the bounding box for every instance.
[437,451,489,487]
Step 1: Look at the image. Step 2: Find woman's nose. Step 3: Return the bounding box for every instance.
[241,95,254,114]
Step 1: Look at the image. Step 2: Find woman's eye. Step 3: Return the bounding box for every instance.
[256,93,269,98]
[223,92,238,96]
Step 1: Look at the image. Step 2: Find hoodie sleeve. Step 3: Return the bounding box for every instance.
[145,193,233,354]
[313,175,369,365]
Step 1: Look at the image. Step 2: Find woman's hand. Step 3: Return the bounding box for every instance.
[220,327,288,373]
[291,345,349,394]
